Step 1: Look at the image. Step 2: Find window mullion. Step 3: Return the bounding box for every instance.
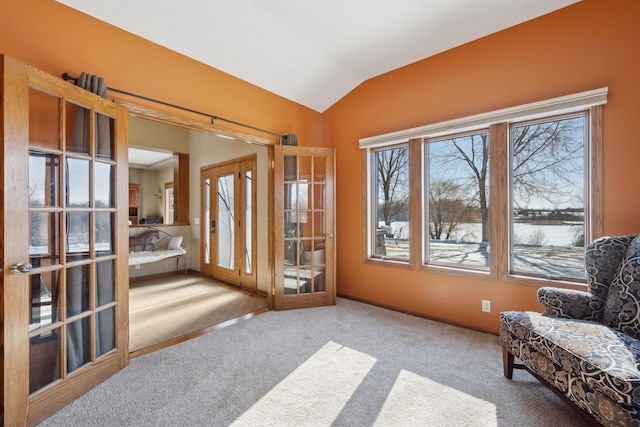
[490,123,508,281]
[409,138,422,269]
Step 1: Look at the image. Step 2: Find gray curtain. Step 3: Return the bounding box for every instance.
[67,73,114,372]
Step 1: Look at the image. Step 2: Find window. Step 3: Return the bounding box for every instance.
[370,144,410,261]
[509,113,588,280]
[426,131,490,270]
[362,88,605,283]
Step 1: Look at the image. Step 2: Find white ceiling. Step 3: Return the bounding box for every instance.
[57,0,580,113]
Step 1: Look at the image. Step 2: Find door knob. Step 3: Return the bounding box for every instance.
[10,261,33,274]
[327,233,334,238]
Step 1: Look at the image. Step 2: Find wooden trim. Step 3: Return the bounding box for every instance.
[173,153,190,224]
[491,123,508,281]
[590,105,603,240]
[362,149,370,263]
[116,101,278,146]
[267,146,275,309]
[409,139,422,269]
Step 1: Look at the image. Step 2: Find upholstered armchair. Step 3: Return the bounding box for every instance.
[500,234,640,427]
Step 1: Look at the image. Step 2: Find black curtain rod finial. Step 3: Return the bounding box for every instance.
[61,72,78,83]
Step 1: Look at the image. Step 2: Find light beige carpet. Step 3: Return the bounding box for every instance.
[129,275,268,352]
[40,298,591,427]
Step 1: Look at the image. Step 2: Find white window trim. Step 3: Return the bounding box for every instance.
[359,88,608,149]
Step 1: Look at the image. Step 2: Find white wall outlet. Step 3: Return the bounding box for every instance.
[482,300,491,313]
[194,217,200,225]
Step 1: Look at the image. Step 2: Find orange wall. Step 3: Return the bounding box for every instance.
[0,0,324,147]
[324,0,640,332]
[3,1,640,333]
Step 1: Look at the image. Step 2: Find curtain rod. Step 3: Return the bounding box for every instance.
[61,72,283,138]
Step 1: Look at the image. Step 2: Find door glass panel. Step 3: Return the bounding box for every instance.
[30,270,59,331]
[245,170,253,274]
[94,162,114,208]
[313,213,325,238]
[284,267,298,295]
[66,317,91,373]
[29,88,60,150]
[95,113,115,160]
[66,101,90,155]
[284,155,297,181]
[299,156,312,181]
[299,268,313,294]
[313,184,325,210]
[96,260,115,306]
[66,264,90,317]
[204,178,211,265]
[29,152,59,207]
[95,212,114,256]
[29,329,61,393]
[314,156,326,182]
[217,174,235,270]
[66,158,90,207]
[313,267,326,292]
[66,212,90,260]
[96,308,115,358]
[30,212,59,267]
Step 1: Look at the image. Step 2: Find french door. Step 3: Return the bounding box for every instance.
[274,146,335,310]
[201,157,257,291]
[1,56,129,425]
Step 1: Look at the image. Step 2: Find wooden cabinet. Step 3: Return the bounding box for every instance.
[129,184,140,225]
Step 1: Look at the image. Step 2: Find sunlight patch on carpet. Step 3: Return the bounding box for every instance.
[230,341,376,426]
[373,369,497,426]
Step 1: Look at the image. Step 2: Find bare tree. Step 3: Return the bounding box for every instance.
[433,116,584,242]
[376,147,409,227]
[432,133,489,241]
[429,179,471,240]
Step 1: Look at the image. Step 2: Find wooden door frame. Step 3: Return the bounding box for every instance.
[200,156,257,290]
[116,102,276,309]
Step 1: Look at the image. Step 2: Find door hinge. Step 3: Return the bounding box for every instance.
[272,287,275,296]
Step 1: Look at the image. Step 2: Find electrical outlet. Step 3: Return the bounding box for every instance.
[482,300,491,313]
[135,264,141,270]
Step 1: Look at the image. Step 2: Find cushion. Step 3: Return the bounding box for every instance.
[500,311,640,407]
[602,235,640,339]
[168,236,183,250]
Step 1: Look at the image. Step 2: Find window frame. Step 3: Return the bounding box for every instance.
[423,129,491,273]
[362,89,604,287]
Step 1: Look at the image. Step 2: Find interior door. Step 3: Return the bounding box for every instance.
[1,56,129,425]
[201,157,257,290]
[274,146,335,310]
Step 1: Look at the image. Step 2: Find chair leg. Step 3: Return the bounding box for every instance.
[503,348,514,379]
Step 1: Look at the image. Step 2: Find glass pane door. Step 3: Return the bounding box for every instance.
[275,146,335,310]
[1,56,129,425]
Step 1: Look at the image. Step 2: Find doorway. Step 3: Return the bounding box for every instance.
[200,156,257,290]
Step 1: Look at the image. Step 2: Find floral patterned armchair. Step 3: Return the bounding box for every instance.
[500,234,640,427]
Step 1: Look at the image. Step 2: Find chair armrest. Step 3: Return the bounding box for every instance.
[537,287,598,320]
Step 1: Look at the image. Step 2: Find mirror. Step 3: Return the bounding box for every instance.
[128,116,189,225]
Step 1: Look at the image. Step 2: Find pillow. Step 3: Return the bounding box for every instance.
[602,235,640,339]
[168,236,183,250]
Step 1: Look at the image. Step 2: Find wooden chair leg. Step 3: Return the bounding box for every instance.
[503,348,514,379]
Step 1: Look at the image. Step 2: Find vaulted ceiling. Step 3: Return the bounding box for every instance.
[57,0,580,112]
